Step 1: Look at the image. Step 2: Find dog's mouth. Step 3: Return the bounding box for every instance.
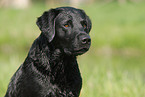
[64,47,90,55]
[74,47,89,55]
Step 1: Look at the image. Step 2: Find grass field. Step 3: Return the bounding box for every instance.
[0,2,145,97]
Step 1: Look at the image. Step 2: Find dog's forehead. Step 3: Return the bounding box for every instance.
[57,9,85,21]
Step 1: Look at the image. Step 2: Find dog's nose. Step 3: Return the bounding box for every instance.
[81,36,91,44]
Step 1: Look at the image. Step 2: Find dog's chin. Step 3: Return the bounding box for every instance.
[64,48,89,56]
[64,48,72,55]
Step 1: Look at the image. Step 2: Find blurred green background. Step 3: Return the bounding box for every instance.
[0,0,145,97]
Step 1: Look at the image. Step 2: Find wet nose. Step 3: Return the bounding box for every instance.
[81,36,91,44]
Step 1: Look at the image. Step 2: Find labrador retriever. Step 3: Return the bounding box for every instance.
[5,7,92,97]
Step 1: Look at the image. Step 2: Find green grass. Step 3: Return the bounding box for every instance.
[0,2,145,97]
[79,53,145,97]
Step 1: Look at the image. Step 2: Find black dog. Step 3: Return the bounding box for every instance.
[5,7,92,97]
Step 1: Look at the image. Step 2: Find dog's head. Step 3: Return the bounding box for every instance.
[37,7,92,55]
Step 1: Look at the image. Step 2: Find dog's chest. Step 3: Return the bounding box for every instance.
[40,58,82,96]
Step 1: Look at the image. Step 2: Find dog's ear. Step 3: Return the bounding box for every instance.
[85,15,92,33]
[79,9,92,33]
[36,9,60,42]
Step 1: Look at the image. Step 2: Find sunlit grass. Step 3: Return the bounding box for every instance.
[79,53,145,97]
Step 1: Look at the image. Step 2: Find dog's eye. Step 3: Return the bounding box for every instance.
[64,24,69,27]
[81,21,87,29]
[83,24,86,28]
[83,24,87,29]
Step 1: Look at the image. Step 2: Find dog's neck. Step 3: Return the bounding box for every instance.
[27,33,78,76]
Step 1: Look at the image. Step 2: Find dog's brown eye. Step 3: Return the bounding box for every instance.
[83,24,87,28]
[64,24,69,27]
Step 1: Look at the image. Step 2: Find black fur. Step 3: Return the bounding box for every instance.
[5,7,92,97]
